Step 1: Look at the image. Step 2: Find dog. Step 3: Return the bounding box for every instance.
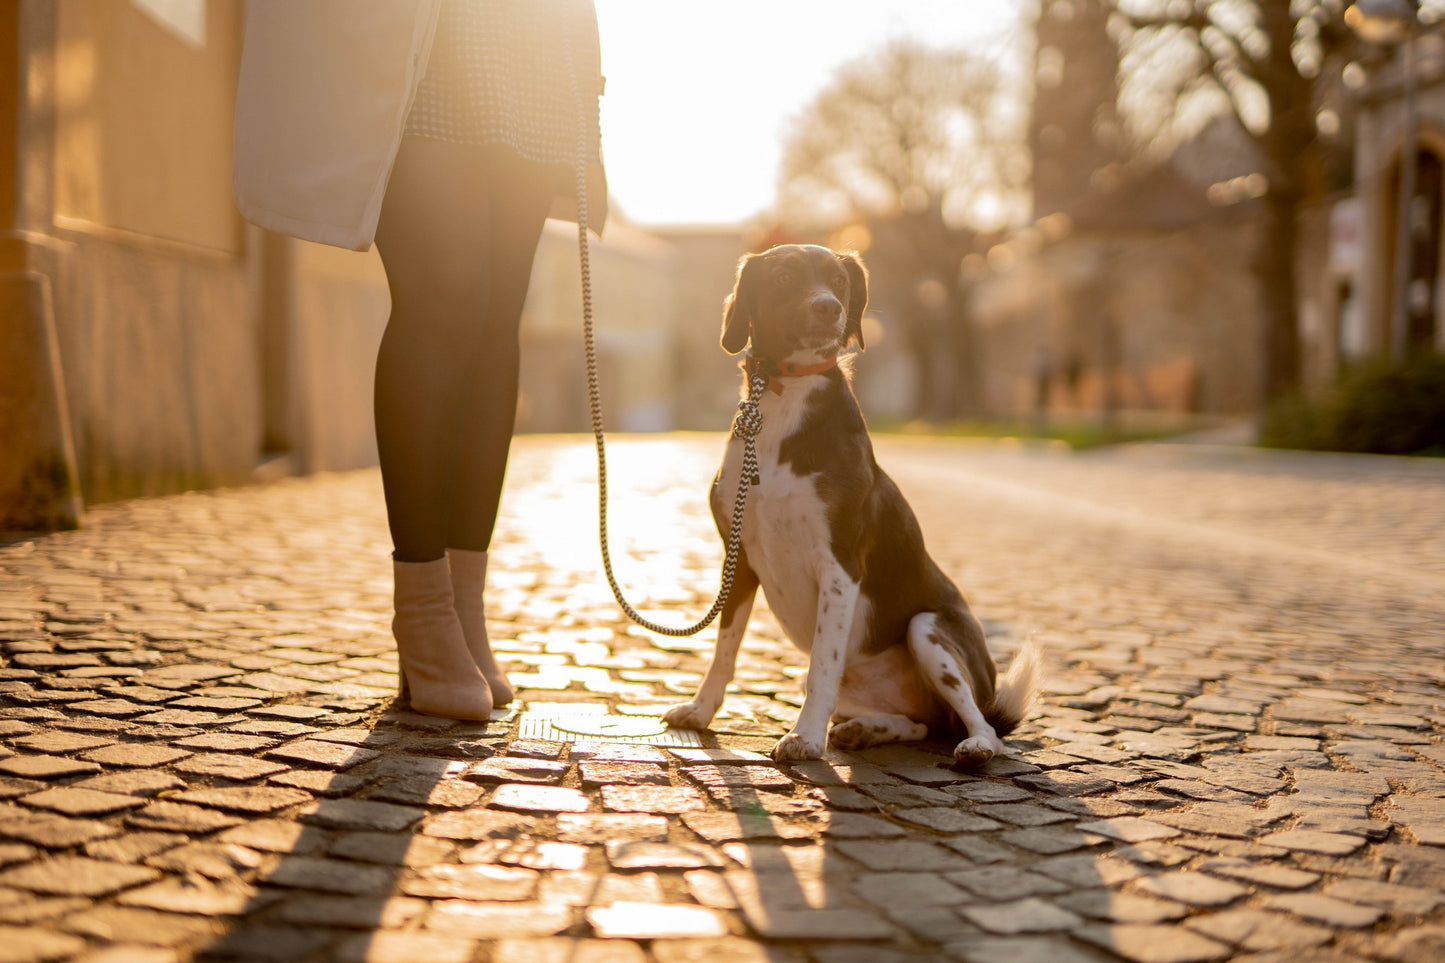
[662,244,1038,766]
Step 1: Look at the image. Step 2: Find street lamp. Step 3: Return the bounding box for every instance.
[1347,0,1419,361]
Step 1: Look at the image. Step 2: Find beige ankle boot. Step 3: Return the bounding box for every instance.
[392,557,493,720]
[447,548,515,706]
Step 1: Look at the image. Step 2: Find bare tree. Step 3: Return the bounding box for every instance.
[1111,0,1365,404]
[777,40,1029,418]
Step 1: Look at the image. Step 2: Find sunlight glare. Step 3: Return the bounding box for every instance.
[592,1,1026,226]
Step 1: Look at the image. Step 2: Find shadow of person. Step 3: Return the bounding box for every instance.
[175,706,511,961]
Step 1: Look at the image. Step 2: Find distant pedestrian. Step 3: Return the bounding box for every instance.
[233,0,607,720]
[1031,346,1052,430]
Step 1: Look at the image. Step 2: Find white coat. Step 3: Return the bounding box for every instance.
[232,0,605,252]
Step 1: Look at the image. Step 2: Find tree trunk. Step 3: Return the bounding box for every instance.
[1255,189,1301,405]
[1253,0,1313,404]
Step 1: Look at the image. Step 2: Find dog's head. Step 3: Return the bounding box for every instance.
[721,244,868,362]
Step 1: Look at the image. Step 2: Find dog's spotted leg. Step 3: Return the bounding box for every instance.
[907,612,1005,769]
[772,564,859,761]
[827,714,928,751]
[662,564,759,731]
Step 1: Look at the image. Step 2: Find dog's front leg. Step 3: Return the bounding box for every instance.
[772,564,859,761]
[662,564,759,731]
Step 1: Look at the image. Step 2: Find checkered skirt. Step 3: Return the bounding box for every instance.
[404,0,602,167]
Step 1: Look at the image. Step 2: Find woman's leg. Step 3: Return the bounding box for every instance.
[373,136,550,715]
[446,147,554,551]
[374,138,552,560]
[437,145,551,707]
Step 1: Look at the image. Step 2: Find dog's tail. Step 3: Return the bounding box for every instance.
[985,635,1041,737]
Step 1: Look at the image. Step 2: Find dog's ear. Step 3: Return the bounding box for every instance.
[838,251,869,351]
[720,253,760,355]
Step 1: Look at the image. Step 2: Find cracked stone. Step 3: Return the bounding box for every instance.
[668,748,773,766]
[491,784,591,814]
[1323,877,1445,916]
[605,840,722,870]
[173,753,291,781]
[960,897,1084,935]
[578,761,671,788]
[1264,892,1384,927]
[464,757,569,785]
[79,743,192,768]
[555,813,669,844]
[600,785,703,814]
[1183,908,1332,952]
[166,785,313,814]
[832,839,968,873]
[850,871,971,909]
[1197,857,1319,890]
[1014,771,1114,796]
[257,850,404,896]
[125,801,246,833]
[0,926,86,961]
[264,739,381,769]
[0,855,159,896]
[20,786,146,817]
[423,809,538,841]
[681,765,796,796]
[890,807,1003,833]
[0,812,120,847]
[74,770,187,797]
[682,811,818,842]
[1056,890,1190,924]
[1075,922,1231,962]
[423,900,573,938]
[586,902,730,940]
[298,798,426,832]
[10,731,115,754]
[0,755,103,780]
[945,865,1071,901]
[1077,816,1181,843]
[816,812,907,839]
[1257,829,1367,856]
[999,826,1100,855]
[1136,872,1249,907]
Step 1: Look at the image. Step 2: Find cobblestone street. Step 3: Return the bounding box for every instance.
[2,433,1444,962]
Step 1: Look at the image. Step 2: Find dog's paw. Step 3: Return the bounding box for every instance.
[826,719,875,751]
[771,730,825,761]
[952,735,1005,770]
[828,717,928,751]
[661,702,714,731]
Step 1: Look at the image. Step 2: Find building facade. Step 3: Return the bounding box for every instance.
[0,0,691,534]
[1338,32,1445,371]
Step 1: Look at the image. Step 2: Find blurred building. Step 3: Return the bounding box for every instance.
[0,0,691,535]
[3,0,272,533]
[518,217,679,434]
[647,226,751,430]
[1340,31,1445,369]
[969,114,1266,421]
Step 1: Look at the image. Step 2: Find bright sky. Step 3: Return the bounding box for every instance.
[592,1,1026,227]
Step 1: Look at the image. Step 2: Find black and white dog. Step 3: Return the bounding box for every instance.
[664,244,1038,766]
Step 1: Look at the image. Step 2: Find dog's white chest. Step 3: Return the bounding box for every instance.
[717,385,833,650]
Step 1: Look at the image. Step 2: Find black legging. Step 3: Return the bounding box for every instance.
[374,137,555,563]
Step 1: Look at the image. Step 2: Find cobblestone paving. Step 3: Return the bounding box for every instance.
[1,433,1443,962]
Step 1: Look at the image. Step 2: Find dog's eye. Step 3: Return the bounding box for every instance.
[774,271,793,286]
[830,274,847,291]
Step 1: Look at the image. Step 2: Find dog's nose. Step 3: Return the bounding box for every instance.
[811,296,842,323]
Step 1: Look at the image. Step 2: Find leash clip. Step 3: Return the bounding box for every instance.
[731,373,768,486]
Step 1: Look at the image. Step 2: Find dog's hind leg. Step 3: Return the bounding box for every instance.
[827,713,928,751]
[907,612,1005,769]
[662,562,760,731]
